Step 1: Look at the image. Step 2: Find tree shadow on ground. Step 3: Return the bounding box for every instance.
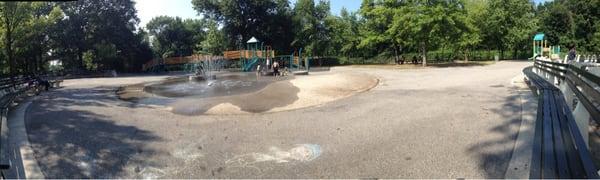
[346,61,493,69]
[24,91,164,178]
[428,62,493,68]
[466,86,536,178]
[39,87,136,109]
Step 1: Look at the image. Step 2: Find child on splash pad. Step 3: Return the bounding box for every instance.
[273,61,280,77]
[256,64,262,79]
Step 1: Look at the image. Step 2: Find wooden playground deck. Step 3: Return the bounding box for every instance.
[223,50,275,59]
[142,54,225,71]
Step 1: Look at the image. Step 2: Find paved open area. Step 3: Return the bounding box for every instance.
[22,61,530,178]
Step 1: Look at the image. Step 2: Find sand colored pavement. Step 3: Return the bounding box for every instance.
[20,61,531,178]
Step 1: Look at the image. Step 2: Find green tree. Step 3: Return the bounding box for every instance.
[358,0,398,63]
[338,9,362,59]
[146,16,200,58]
[53,0,149,72]
[184,19,207,53]
[388,0,472,66]
[0,2,32,75]
[82,50,97,71]
[563,0,600,51]
[192,0,293,51]
[483,0,537,59]
[20,3,63,73]
[201,20,227,55]
[459,0,485,61]
[292,0,331,57]
[537,2,575,47]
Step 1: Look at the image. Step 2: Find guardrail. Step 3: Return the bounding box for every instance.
[142,54,226,71]
[533,59,600,144]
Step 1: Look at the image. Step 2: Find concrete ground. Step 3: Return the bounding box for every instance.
[20,61,530,178]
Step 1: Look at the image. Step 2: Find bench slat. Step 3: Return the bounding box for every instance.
[0,109,10,169]
[530,92,545,179]
[525,66,599,179]
[548,90,571,178]
[553,90,587,178]
[542,90,558,178]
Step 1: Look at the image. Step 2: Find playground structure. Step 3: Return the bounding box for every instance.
[223,37,310,74]
[142,54,227,73]
[142,37,311,75]
[532,33,561,60]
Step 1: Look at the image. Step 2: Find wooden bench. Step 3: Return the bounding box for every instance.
[0,78,18,171]
[0,75,40,174]
[524,67,599,178]
[48,78,63,88]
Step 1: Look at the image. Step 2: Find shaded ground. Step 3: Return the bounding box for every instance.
[24,61,530,178]
[349,60,496,69]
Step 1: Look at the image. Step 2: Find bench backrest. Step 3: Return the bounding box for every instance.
[527,63,600,178]
[534,60,600,122]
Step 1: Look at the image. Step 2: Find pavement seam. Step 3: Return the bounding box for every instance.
[504,73,537,178]
[7,99,45,179]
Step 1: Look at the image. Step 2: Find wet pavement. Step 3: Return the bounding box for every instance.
[144,72,292,98]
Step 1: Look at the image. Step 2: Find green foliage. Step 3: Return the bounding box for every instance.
[191,0,294,51]
[82,50,97,71]
[292,0,331,56]
[0,2,33,74]
[47,60,63,73]
[358,0,396,59]
[52,0,150,72]
[146,16,201,58]
[201,20,227,55]
[483,0,537,58]
[3,0,600,75]
[537,2,574,46]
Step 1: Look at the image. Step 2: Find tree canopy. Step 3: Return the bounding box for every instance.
[2,0,600,75]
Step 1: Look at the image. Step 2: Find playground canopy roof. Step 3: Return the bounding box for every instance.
[533,33,545,41]
[247,37,259,43]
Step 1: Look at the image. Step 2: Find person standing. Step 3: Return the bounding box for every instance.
[568,46,577,62]
[256,63,262,79]
[273,60,280,77]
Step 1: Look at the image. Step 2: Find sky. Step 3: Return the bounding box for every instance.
[134,0,552,28]
[135,0,361,28]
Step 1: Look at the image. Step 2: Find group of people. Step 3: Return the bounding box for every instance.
[395,55,422,65]
[256,58,287,77]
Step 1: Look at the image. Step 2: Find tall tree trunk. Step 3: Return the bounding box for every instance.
[37,50,43,72]
[5,17,14,75]
[465,48,469,62]
[78,49,84,70]
[421,42,427,67]
[393,44,399,64]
